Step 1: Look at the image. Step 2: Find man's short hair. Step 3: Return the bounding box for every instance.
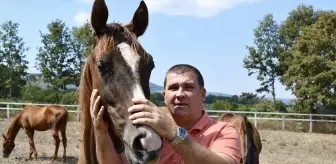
[163,64,204,89]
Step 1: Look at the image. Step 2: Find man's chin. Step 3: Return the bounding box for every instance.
[172,106,188,116]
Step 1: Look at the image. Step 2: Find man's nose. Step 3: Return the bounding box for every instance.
[176,88,186,98]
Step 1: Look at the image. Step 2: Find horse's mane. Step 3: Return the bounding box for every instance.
[79,55,94,128]
[78,55,96,163]
[6,111,22,136]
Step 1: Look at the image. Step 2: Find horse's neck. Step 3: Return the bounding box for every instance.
[6,112,22,141]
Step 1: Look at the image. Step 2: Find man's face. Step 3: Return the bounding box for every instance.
[163,71,206,120]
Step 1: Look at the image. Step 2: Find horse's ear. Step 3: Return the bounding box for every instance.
[91,0,108,35]
[125,0,149,37]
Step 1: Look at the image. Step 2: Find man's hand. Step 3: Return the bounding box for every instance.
[128,98,179,141]
[90,89,108,134]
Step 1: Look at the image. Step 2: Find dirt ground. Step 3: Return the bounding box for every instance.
[0,119,335,164]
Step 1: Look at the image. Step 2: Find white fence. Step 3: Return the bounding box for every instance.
[0,102,80,121]
[1,102,336,133]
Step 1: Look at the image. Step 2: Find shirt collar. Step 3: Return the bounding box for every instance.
[189,111,210,132]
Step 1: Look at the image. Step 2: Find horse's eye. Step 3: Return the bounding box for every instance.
[97,61,105,72]
[97,60,112,75]
[119,27,125,34]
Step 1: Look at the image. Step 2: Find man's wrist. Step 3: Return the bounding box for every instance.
[169,127,189,146]
[168,128,177,141]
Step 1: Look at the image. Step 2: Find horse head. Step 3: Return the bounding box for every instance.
[78,0,162,164]
[2,133,15,158]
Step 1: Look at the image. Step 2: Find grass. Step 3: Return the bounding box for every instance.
[259,130,336,164]
[0,119,335,164]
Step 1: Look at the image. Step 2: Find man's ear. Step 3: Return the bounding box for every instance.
[201,88,206,102]
[162,90,168,105]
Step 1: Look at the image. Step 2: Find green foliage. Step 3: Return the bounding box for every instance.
[20,85,45,102]
[244,14,281,111]
[20,85,60,103]
[150,92,165,106]
[209,100,237,110]
[205,94,231,104]
[35,19,74,101]
[279,5,319,79]
[238,92,260,105]
[251,99,273,112]
[21,85,78,104]
[69,21,93,87]
[279,5,318,49]
[251,99,287,112]
[60,91,78,105]
[282,11,336,113]
[0,21,29,99]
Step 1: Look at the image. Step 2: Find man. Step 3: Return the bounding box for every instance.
[90,64,241,164]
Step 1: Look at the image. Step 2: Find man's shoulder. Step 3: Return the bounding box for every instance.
[206,117,237,134]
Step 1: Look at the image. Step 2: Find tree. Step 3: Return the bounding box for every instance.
[69,21,93,87]
[243,14,281,111]
[282,11,336,113]
[238,92,260,105]
[35,19,73,102]
[210,100,237,111]
[150,92,165,106]
[0,20,29,99]
[278,5,319,82]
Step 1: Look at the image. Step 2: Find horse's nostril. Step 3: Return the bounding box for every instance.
[132,133,146,158]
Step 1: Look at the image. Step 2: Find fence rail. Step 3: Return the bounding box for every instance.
[1,102,336,133]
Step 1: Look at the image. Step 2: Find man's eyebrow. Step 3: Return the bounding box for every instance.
[184,81,195,85]
[167,83,177,87]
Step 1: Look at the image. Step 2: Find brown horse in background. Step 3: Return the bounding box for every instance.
[2,105,68,163]
[78,0,162,164]
[217,113,262,164]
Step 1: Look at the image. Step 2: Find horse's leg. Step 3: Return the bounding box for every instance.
[25,129,37,160]
[60,127,67,163]
[51,129,60,163]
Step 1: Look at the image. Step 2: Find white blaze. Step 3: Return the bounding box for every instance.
[117,42,162,151]
[117,42,146,99]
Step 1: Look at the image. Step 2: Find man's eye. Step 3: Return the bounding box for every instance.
[168,86,178,91]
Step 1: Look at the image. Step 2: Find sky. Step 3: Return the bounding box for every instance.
[0,0,335,99]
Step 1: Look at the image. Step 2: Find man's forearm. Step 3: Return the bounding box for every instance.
[172,137,236,164]
[95,133,122,164]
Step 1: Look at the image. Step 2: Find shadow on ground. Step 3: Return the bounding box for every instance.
[13,156,78,164]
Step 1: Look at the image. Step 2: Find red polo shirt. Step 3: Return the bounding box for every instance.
[157,111,241,164]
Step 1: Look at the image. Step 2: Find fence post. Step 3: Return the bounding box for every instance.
[309,114,313,133]
[282,114,285,130]
[254,112,257,128]
[6,104,10,119]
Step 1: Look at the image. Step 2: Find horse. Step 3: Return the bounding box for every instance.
[2,104,68,163]
[77,0,162,164]
[217,113,262,164]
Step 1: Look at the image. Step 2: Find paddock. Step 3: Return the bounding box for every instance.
[0,118,335,164]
